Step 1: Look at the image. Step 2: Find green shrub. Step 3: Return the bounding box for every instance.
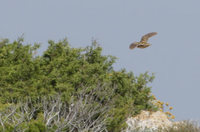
[0,38,157,131]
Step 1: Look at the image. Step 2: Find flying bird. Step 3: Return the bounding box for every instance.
[129,32,157,50]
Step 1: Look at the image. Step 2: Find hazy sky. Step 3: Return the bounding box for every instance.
[1,0,200,122]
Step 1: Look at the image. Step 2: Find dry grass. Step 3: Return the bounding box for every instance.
[126,120,200,132]
[160,120,200,132]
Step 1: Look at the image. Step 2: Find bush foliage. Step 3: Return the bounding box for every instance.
[0,38,157,131]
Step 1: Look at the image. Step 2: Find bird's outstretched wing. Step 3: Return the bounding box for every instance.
[129,42,138,49]
[140,32,157,42]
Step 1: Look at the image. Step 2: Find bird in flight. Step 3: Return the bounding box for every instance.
[129,32,157,50]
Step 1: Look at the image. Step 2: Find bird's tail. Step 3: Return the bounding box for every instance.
[129,42,138,49]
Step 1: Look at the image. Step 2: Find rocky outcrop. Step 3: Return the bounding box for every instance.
[125,110,175,131]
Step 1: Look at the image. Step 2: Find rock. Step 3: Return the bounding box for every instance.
[125,110,173,132]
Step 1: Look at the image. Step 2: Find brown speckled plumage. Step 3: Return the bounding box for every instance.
[129,32,157,50]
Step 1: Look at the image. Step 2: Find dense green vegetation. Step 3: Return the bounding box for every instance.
[0,38,157,131]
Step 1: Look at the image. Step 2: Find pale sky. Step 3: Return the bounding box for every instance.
[1,0,200,122]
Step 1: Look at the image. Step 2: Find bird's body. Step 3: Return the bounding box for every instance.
[129,32,157,50]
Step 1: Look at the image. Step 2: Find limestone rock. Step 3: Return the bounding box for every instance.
[125,110,173,131]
